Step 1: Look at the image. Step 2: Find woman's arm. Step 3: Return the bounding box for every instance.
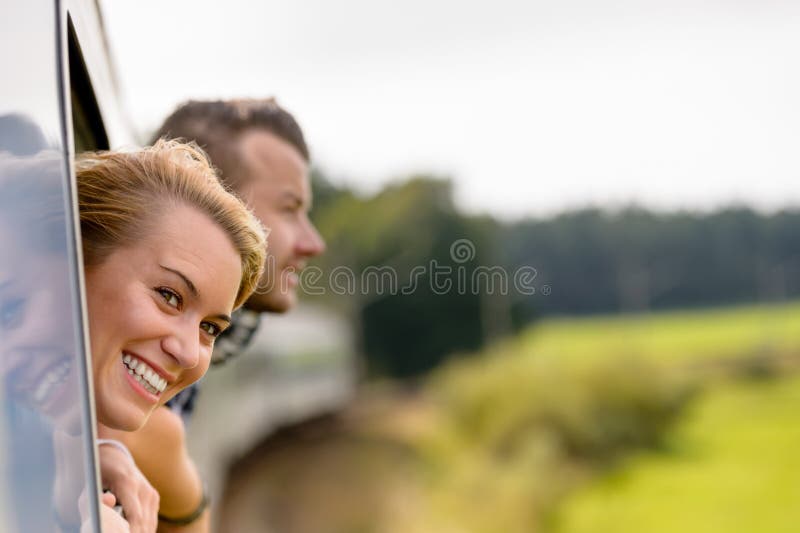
[103,406,209,533]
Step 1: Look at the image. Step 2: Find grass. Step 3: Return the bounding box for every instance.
[552,376,800,533]
[423,300,800,532]
[512,301,800,365]
[220,301,800,533]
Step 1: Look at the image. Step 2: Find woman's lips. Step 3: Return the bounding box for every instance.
[121,352,170,399]
[122,362,161,404]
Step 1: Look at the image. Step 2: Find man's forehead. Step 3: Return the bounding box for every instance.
[239,129,305,171]
[238,129,311,200]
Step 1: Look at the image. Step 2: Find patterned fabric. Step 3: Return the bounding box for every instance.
[210,308,262,365]
[164,383,197,422]
[165,309,262,422]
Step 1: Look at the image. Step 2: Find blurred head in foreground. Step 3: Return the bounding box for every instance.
[153,98,326,313]
[77,140,266,430]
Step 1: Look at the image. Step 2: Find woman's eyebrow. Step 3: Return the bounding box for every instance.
[159,265,198,298]
[211,314,232,325]
[160,265,231,323]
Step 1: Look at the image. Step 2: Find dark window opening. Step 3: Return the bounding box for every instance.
[67,18,108,152]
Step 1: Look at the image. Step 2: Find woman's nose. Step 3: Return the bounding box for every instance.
[160,321,200,369]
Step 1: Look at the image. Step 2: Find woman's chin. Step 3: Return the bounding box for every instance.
[96,405,152,432]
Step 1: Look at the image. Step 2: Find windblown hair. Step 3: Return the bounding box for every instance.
[151,98,308,190]
[75,139,267,309]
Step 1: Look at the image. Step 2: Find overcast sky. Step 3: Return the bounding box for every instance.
[100,0,800,219]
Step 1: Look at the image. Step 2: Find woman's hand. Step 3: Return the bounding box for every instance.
[98,440,160,533]
[100,408,209,532]
[90,491,131,533]
[74,488,129,533]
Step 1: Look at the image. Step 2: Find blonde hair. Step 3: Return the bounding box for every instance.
[75,139,267,309]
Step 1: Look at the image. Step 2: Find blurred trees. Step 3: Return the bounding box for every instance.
[310,173,492,377]
[505,207,800,317]
[309,171,800,377]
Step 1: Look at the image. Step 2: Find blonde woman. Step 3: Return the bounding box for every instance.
[1,141,266,532]
[75,140,267,531]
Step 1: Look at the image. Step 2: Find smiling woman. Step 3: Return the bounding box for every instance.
[85,204,242,431]
[75,140,267,432]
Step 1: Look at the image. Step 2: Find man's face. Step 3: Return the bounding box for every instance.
[236,129,325,313]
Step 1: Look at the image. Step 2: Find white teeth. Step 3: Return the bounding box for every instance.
[122,354,168,394]
[133,373,158,394]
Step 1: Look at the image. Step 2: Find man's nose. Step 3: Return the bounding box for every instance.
[297,217,326,258]
[160,320,200,369]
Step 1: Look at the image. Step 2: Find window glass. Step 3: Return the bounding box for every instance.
[0,3,100,532]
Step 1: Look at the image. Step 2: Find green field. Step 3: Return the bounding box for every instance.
[553,376,800,533]
[513,301,800,364]
[224,302,800,533]
[420,301,800,533]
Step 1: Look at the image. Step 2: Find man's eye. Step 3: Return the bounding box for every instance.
[156,288,182,309]
[200,322,222,337]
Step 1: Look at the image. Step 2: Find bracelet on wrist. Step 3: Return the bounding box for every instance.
[158,483,209,526]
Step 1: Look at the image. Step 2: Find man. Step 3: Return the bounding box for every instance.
[105,99,325,531]
[156,98,325,313]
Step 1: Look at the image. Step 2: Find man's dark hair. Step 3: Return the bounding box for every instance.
[151,98,309,188]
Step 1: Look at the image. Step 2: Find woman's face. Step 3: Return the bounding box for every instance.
[84,204,242,431]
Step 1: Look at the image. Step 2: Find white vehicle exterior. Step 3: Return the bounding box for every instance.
[0,1,131,531]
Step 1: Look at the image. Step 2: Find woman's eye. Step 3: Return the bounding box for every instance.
[156,288,181,309]
[200,322,222,337]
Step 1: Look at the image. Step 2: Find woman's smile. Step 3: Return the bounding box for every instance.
[121,352,171,399]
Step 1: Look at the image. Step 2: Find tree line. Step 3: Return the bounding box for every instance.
[309,172,800,377]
